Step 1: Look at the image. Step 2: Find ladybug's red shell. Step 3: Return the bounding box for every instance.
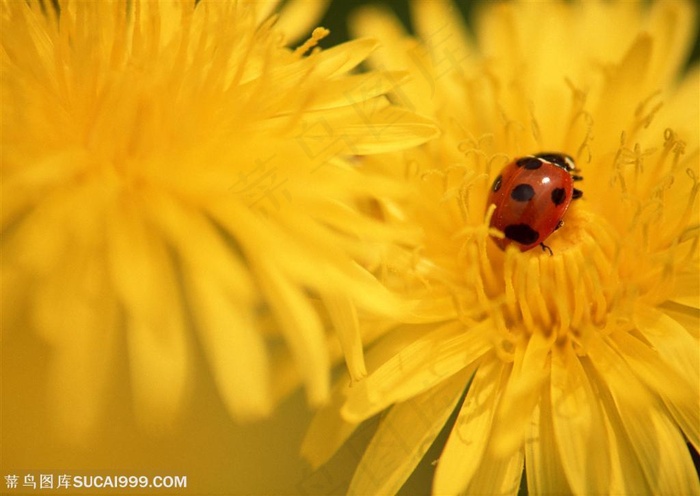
[487,153,581,251]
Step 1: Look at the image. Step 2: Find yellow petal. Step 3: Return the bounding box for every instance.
[301,371,362,469]
[635,304,699,383]
[185,271,272,419]
[653,66,700,145]
[256,261,330,406]
[671,266,700,310]
[411,0,472,72]
[658,300,700,339]
[492,332,550,457]
[613,330,699,451]
[433,355,506,495]
[525,384,571,494]
[624,400,699,495]
[464,446,524,496]
[303,70,411,112]
[595,33,654,153]
[349,5,407,65]
[404,295,460,323]
[41,250,120,441]
[343,320,491,422]
[4,190,72,280]
[107,203,189,431]
[349,5,436,116]
[149,193,256,302]
[299,196,419,249]
[293,98,438,160]
[0,149,86,230]
[348,369,467,496]
[211,203,410,320]
[245,0,280,26]
[275,0,329,43]
[550,343,611,495]
[589,333,700,495]
[322,292,366,381]
[312,37,380,78]
[633,305,700,450]
[646,0,699,88]
[147,194,270,418]
[583,358,651,495]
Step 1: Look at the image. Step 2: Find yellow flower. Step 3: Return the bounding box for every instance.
[1,0,437,439]
[303,0,700,494]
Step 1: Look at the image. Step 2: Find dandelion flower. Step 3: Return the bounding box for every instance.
[1,0,437,438]
[303,0,700,494]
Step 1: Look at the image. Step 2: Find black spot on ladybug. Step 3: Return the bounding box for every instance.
[492,175,502,192]
[504,224,539,245]
[551,188,566,205]
[511,184,535,202]
[516,157,542,170]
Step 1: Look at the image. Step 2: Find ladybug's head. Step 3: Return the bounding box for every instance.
[534,152,575,172]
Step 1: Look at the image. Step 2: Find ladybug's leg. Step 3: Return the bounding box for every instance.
[572,175,583,181]
[554,220,564,231]
[572,188,583,199]
[540,242,553,256]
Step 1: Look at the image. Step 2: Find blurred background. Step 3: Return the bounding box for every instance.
[319,0,700,67]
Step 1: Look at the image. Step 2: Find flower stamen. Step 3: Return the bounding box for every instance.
[294,27,330,58]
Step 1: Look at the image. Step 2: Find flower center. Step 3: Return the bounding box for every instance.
[446,140,697,363]
[454,204,623,358]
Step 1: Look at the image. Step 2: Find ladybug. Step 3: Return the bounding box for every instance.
[486,152,583,253]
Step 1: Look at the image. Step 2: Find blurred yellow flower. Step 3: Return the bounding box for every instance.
[303,0,700,494]
[1,0,437,439]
